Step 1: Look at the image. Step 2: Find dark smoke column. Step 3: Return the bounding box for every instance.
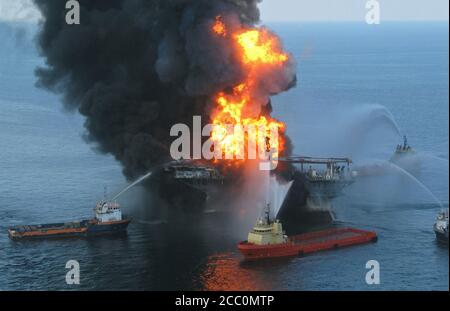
[33,0,295,181]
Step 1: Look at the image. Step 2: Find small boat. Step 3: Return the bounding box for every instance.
[237,203,377,260]
[390,135,419,165]
[434,209,449,245]
[354,135,419,177]
[393,136,415,155]
[8,200,131,240]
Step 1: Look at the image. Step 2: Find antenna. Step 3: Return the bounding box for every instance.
[262,202,272,225]
[104,186,108,201]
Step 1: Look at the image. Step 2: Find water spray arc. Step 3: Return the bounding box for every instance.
[387,162,443,208]
[112,172,153,201]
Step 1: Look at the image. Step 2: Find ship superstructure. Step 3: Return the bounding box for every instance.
[247,203,288,246]
[95,200,123,222]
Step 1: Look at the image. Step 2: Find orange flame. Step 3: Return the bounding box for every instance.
[211,17,289,162]
[212,16,227,37]
[236,29,288,65]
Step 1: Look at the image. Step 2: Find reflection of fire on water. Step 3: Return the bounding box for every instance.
[197,253,272,291]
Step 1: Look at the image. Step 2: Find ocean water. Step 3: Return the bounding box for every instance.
[0,22,448,290]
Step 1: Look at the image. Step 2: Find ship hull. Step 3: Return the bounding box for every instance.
[86,219,131,236]
[238,227,377,260]
[9,228,89,240]
[8,218,131,240]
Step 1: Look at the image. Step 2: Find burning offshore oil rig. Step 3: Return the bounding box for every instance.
[148,155,356,234]
[32,1,360,234]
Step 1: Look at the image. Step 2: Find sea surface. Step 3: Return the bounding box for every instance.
[0,22,448,290]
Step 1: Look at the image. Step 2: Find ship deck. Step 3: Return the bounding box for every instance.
[290,227,372,244]
[10,220,89,233]
[238,227,377,260]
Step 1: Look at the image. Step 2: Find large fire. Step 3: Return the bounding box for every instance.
[211,16,289,163]
[235,29,289,65]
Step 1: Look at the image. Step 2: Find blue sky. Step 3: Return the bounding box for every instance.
[0,0,449,23]
[260,0,449,22]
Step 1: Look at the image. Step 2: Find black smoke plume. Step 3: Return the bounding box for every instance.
[33,0,296,181]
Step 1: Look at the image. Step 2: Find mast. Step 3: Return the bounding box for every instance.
[265,203,271,224]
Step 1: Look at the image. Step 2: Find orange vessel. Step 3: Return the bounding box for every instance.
[238,204,377,260]
[8,200,130,240]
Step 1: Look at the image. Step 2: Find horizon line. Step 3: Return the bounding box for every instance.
[260,19,449,23]
[0,18,449,25]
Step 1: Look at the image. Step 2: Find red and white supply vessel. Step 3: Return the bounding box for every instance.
[238,203,377,260]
